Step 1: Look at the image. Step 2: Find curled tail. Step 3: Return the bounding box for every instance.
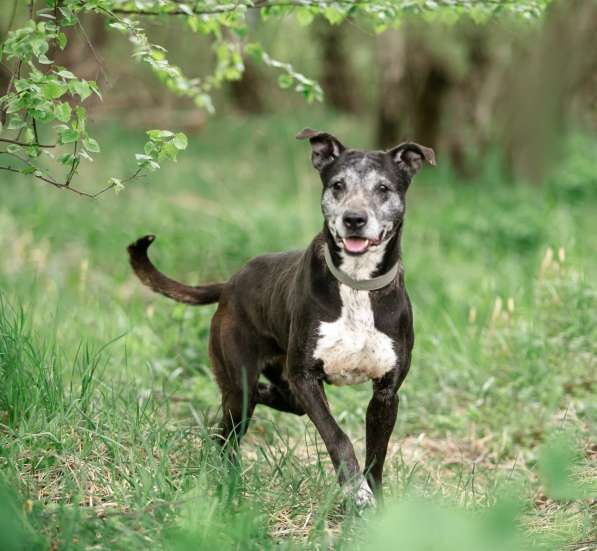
[127,235,224,305]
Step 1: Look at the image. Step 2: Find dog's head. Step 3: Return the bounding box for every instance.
[297,128,435,256]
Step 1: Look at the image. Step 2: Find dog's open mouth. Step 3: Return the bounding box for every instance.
[342,235,382,255]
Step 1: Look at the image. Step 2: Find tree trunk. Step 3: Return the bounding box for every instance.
[313,20,358,113]
[375,28,453,151]
[375,30,406,148]
[228,59,266,114]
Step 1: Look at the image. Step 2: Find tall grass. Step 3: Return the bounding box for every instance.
[0,113,595,549]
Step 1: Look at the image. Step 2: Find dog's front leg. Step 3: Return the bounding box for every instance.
[364,371,401,495]
[288,367,375,508]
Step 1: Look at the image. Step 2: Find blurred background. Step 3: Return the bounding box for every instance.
[0,1,596,549]
[2,1,595,178]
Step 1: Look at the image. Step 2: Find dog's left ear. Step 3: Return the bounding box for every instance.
[389,142,436,177]
[296,128,346,172]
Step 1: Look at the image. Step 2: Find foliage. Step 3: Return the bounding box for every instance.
[0,0,552,196]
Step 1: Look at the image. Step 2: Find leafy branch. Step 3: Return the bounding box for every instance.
[0,0,552,197]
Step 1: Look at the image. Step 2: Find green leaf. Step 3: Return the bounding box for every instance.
[68,80,92,101]
[278,74,294,89]
[194,94,214,114]
[58,128,79,144]
[323,7,346,25]
[59,153,77,165]
[7,115,27,130]
[144,141,158,156]
[54,102,71,123]
[296,7,314,26]
[25,145,41,159]
[89,81,102,100]
[6,144,22,154]
[14,80,30,93]
[55,69,76,80]
[42,81,68,100]
[109,22,128,32]
[245,42,264,62]
[57,32,67,50]
[82,137,100,153]
[147,129,175,141]
[5,97,23,115]
[78,149,93,162]
[111,177,125,194]
[173,133,188,150]
[22,128,35,144]
[58,6,77,26]
[177,3,194,16]
[160,142,179,162]
[74,106,86,126]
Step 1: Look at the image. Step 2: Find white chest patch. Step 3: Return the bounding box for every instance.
[313,246,397,386]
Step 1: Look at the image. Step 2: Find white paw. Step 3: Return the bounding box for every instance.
[352,478,376,509]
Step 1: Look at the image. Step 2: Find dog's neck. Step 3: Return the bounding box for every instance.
[323,224,402,281]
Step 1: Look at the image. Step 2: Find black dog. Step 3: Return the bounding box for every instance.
[128,128,435,507]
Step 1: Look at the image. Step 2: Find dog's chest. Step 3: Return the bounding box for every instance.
[313,285,397,386]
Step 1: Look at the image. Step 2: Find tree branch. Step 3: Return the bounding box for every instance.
[110,0,376,16]
[0,164,119,198]
[0,137,56,148]
[0,150,146,198]
[108,0,537,17]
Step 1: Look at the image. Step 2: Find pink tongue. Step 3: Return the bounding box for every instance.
[344,238,369,253]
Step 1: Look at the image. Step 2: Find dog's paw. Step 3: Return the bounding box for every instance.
[345,478,376,510]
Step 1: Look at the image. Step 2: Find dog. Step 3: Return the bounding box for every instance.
[128,128,435,507]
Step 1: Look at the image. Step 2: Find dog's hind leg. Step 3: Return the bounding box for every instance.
[218,383,257,451]
[209,310,261,454]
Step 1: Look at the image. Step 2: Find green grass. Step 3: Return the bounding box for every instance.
[0,112,595,549]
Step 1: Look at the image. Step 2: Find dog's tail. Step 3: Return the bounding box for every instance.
[127,235,224,305]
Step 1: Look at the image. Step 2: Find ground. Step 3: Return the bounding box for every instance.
[0,113,595,550]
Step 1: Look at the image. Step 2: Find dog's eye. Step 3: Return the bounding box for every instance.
[332,181,345,192]
[377,184,390,194]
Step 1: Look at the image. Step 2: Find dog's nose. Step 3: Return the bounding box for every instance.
[343,211,368,231]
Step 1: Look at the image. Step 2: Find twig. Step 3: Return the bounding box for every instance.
[32,118,40,144]
[0,165,101,197]
[76,18,110,85]
[65,142,80,187]
[0,165,63,189]
[120,166,143,185]
[0,149,146,198]
[0,137,55,148]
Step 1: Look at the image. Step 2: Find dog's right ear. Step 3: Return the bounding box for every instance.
[296,128,346,172]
